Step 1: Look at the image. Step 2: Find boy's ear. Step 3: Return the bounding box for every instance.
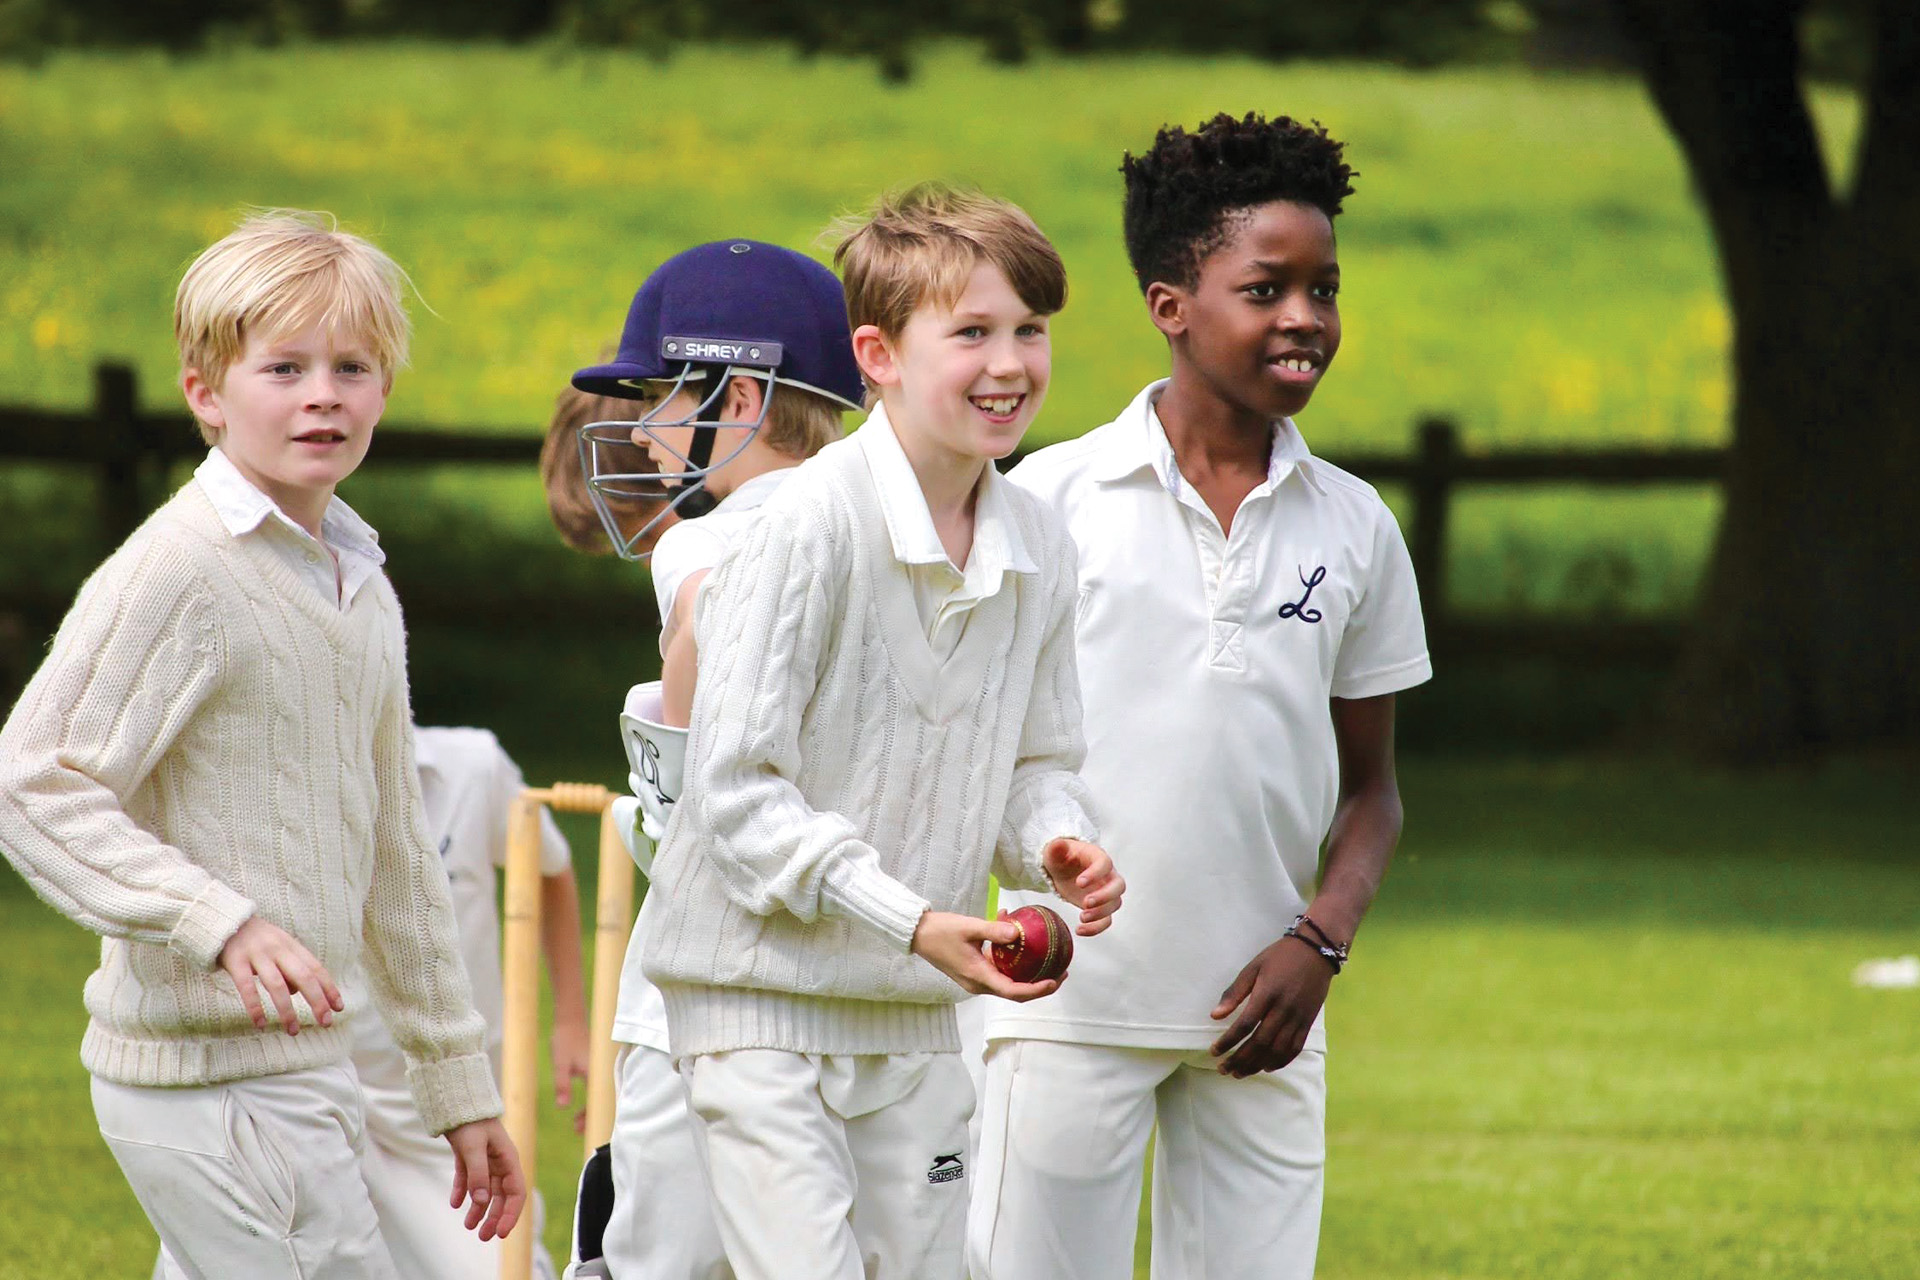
[180,367,226,434]
[850,324,901,389]
[1144,281,1189,341]
[724,374,765,424]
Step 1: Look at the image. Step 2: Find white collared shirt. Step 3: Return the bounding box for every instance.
[852,403,1035,661]
[412,726,570,1073]
[650,467,797,654]
[990,380,1431,1051]
[193,448,385,609]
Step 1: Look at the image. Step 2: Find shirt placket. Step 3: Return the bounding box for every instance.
[1168,498,1236,672]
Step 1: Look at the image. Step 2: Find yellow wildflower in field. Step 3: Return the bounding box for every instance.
[1545,353,1600,419]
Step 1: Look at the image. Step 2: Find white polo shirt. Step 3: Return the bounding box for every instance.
[193,447,385,608]
[650,467,795,653]
[412,726,571,1072]
[988,380,1431,1050]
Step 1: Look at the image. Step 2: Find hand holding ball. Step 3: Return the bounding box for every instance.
[992,905,1073,983]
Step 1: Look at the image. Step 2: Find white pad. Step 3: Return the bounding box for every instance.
[619,681,687,874]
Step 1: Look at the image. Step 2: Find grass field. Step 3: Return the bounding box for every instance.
[4,754,1916,1279]
[0,44,1865,617]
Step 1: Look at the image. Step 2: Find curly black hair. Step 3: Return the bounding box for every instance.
[1121,112,1356,294]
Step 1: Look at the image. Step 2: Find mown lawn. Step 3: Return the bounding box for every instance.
[4,754,1914,1279]
[0,44,1864,616]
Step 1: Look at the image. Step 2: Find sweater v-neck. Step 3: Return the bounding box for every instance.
[176,485,385,655]
[836,447,1016,722]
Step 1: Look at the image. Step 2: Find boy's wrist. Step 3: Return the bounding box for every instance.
[175,880,258,971]
[1283,913,1348,974]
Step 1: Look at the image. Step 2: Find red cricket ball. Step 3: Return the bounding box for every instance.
[992,904,1073,983]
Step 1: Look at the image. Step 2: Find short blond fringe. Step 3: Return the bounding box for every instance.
[175,209,414,444]
[829,184,1067,344]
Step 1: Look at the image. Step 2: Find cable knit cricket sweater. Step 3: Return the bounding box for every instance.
[642,434,1100,1058]
[0,482,499,1135]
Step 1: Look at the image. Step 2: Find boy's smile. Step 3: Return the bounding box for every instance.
[1155,199,1340,424]
[182,324,388,535]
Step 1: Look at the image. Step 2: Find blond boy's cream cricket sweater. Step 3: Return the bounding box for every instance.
[642,435,1100,1058]
[0,483,498,1134]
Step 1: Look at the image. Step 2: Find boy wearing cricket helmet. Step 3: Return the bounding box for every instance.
[554,237,864,1279]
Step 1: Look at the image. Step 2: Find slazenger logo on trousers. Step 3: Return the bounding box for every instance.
[928,1153,965,1184]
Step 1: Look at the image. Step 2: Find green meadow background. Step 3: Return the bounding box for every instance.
[0,43,1864,619]
[4,41,1916,1280]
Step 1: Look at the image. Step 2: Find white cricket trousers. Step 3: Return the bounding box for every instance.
[600,1043,731,1279]
[680,1049,973,1280]
[94,1063,400,1280]
[353,1016,557,1280]
[967,1039,1328,1280]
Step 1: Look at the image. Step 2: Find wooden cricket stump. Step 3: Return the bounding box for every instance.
[500,782,635,1280]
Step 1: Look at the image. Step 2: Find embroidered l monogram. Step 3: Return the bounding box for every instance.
[1278,566,1327,623]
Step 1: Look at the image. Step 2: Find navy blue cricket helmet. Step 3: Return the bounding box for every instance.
[573,240,864,559]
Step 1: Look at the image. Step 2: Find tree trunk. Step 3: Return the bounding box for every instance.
[1612,0,1920,760]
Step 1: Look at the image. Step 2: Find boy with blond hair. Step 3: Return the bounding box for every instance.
[0,210,524,1279]
[638,188,1125,1280]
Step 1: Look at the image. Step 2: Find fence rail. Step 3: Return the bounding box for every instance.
[0,363,1724,658]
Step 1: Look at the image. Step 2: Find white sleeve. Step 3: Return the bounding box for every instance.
[1330,501,1433,699]
[472,736,570,875]
[361,640,499,1135]
[650,520,728,656]
[684,514,928,951]
[0,542,254,970]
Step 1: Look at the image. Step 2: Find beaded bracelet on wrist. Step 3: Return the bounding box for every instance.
[1283,912,1349,974]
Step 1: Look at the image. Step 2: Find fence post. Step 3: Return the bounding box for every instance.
[1409,417,1456,636]
[95,362,142,551]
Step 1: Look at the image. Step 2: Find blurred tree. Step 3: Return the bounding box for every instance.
[555,0,1495,78]
[1602,0,1919,760]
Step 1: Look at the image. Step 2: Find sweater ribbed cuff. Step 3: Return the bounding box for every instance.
[1017,803,1101,890]
[170,878,258,971]
[822,860,931,952]
[406,1051,503,1136]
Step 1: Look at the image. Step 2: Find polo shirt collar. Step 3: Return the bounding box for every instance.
[195,447,387,566]
[852,403,1036,576]
[1092,379,1327,497]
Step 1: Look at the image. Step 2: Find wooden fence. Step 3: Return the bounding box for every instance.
[0,363,1722,659]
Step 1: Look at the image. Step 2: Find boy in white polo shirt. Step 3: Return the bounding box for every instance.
[640,185,1124,1280]
[971,113,1431,1280]
[0,210,524,1279]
